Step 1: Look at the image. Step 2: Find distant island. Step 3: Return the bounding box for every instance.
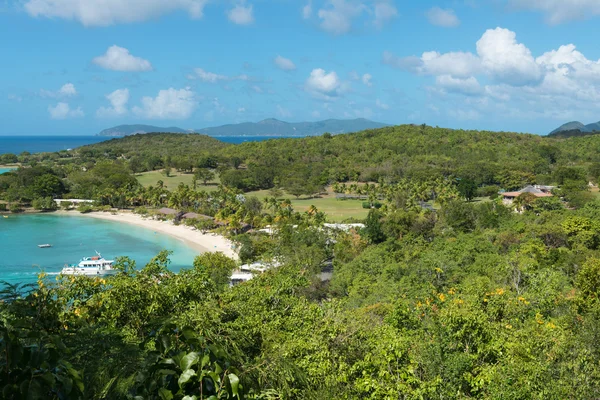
[548,120,600,138]
[97,118,389,137]
[98,124,190,137]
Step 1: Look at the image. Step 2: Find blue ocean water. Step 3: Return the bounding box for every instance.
[0,135,293,155]
[0,167,16,174]
[0,214,201,284]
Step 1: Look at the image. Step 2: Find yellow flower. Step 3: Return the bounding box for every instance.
[438,293,446,302]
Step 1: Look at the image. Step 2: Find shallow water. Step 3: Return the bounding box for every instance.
[0,214,201,284]
[0,167,16,174]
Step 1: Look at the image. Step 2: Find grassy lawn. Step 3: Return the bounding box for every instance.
[244,188,368,222]
[136,170,219,192]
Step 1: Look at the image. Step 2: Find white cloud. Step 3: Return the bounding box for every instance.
[188,68,251,83]
[237,107,246,113]
[436,75,483,95]
[374,1,398,28]
[447,108,481,121]
[58,83,77,96]
[274,55,296,71]
[383,26,600,126]
[476,28,541,86]
[227,2,254,25]
[7,94,22,102]
[384,28,541,86]
[189,68,228,83]
[316,0,396,35]
[384,50,481,79]
[132,87,196,119]
[96,88,130,117]
[48,102,84,119]
[93,45,152,72]
[302,0,312,19]
[362,73,372,86]
[276,105,292,118]
[375,98,389,109]
[40,83,78,98]
[305,68,342,98]
[24,0,208,26]
[426,7,460,27]
[509,0,600,24]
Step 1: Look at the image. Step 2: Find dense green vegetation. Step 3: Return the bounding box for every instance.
[4,125,600,398]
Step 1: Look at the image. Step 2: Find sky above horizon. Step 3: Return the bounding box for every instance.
[2,0,600,136]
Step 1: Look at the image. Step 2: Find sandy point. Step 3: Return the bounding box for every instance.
[57,210,238,260]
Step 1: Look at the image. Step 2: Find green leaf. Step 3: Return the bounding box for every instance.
[229,373,240,397]
[158,388,174,400]
[178,369,197,388]
[201,354,210,369]
[179,352,200,371]
[182,327,197,340]
[182,396,198,400]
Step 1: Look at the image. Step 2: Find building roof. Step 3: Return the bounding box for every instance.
[181,212,213,220]
[503,185,553,198]
[157,207,178,215]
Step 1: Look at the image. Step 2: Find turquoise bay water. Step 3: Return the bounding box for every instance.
[0,167,16,174]
[0,214,200,284]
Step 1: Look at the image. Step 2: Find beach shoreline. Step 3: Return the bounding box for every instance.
[56,210,238,260]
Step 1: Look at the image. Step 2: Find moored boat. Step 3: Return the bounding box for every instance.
[38,244,52,248]
[61,251,117,276]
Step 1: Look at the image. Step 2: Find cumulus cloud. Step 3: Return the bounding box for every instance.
[374,1,398,28]
[274,55,296,71]
[24,0,208,26]
[276,105,292,118]
[384,50,481,79]
[189,68,228,83]
[188,68,251,83]
[476,28,542,86]
[509,0,600,24]
[436,75,483,95]
[385,26,600,125]
[302,0,312,19]
[48,102,84,119]
[227,2,254,25]
[93,46,152,72]
[96,88,130,117]
[315,0,397,35]
[384,28,540,85]
[362,73,372,86]
[40,83,78,98]
[426,7,460,27]
[375,98,389,109]
[305,68,342,98]
[132,87,197,119]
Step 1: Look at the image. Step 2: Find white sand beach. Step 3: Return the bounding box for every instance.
[58,211,238,260]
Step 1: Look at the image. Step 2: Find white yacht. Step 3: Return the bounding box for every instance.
[61,252,117,276]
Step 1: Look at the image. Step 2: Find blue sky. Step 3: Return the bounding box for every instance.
[2,0,600,135]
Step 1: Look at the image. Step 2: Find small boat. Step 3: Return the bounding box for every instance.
[38,244,52,248]
[61,251,117,276]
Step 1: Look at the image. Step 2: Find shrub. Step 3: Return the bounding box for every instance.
[77,204,93,214]
[134,206,149,215]
[0,203,6,211]
[32,197,58,211]
[9,204,22,213]
[61,201,73,210]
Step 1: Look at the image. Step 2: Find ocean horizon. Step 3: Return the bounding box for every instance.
[0,135,297,155]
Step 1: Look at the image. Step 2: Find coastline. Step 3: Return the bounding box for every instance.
[56,210,238,260]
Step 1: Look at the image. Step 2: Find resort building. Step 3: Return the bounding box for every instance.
[501,185,553,205]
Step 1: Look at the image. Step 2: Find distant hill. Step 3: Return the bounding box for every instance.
[195,118,389,137]
[548,120,600,137]
[98,124,189,136]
